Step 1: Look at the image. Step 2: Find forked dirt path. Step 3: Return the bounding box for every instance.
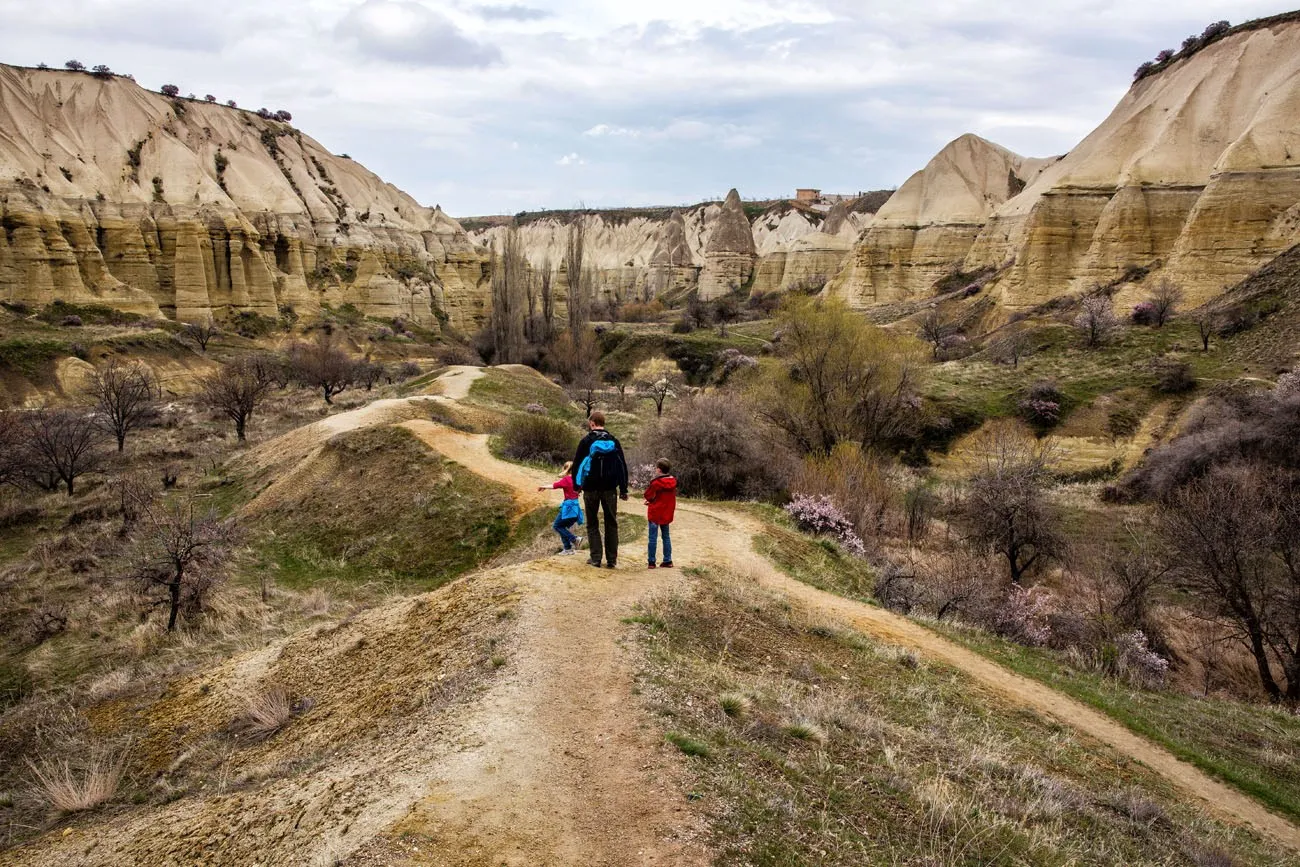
[398,368,1300,857]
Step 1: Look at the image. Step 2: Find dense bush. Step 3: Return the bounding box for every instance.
[1017,380,1064,430]
[1120,385,1300,498]
[638,391,789,499]
[621,300,664,322]
[497,414,578,465]
[1152,360,1195,394]
[784,494,867,557]
[791,443,895,542]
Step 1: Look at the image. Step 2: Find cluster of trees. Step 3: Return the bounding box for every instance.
[0,359,160,495]
[1134,20,1232,80]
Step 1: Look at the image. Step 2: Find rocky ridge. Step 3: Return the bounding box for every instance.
[464,194,875,304]
[831,14,1300,310]
[0,65,490,331]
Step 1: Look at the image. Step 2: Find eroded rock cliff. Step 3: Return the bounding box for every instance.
[0,65,490,330]
[830,15,1300,311]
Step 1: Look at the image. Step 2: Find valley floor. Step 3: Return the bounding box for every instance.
[7,367,1300,865]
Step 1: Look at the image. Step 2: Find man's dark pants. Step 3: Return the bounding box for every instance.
[583,488,620,565]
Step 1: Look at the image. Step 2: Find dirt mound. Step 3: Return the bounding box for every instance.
[7,573,523,867]
[244,425,516,589]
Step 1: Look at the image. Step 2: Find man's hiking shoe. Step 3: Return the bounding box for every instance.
[647,562,657,569]
[605,563,617,569]
[661,561,674,568]
[588,560,602,568]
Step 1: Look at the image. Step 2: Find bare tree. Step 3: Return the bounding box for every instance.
[918,308,958,359]
[86,358,160,451]
[539,258,555,344]
[566,374,600,417]
[185,320,219,352]
[1147,280,1183,327]
[247,351,291,389]
[200,358,271,442]
[1195,312,1216,352]
[352,357,386,391]
[490,224,529,364]
[23,409,104,495]
[565,217,591,335]
[992,328,1032,368]
[290,332,354,404]
[0,411,29,490]
[1160,464,1300,702]
[633,357,684,418]
[1075,294,1119,348]
[959,429,1062,584]
[131,495,238,632]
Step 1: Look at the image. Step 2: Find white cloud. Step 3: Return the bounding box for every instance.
[0,0,1284,214]
[337,0,501,67]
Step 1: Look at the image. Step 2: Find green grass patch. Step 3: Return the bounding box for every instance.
[629,567,1292,866]
[468,367,581,422]
[666,731,712,758]
[35,300,147,327]
[932,621,1300,824]
[251,425,514,592]
[0,336,70,378]
[752,516,875,602]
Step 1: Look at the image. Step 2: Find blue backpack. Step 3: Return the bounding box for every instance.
[575,436,618,488]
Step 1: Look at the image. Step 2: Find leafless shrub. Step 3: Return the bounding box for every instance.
[957,429,1062,584]
[130,496,239,632]
[289,332,355,404]
[184,320,219,351]
[914,548,1002,622]
[26,749,127,813]
[230,687,293,740]
[639,392,789,499]
[790,443,895,541]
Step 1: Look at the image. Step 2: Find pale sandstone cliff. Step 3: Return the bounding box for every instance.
[0,65,490,330]
[466,196,874,304]
[970,18,1300,307]
[698,189,758,300]
[827,134,1050,307]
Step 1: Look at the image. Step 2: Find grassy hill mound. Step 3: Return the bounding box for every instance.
[245,425,515,592]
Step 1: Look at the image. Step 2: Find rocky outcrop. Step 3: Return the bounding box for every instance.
[972,19,1300,307]
[0,65,490,331]
[466,195,876,304]
[698,189,758,300]
[827,15,1300,312]
[827,134,1049,307]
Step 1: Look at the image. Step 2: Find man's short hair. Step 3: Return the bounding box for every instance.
[656,458,671,473]
[588,410,606,426]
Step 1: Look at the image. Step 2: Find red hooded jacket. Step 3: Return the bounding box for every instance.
[644,474,677,525]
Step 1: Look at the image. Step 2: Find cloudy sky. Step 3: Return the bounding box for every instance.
[0,0,1284,215]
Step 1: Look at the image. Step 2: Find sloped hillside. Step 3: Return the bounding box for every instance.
[0,65,490,330]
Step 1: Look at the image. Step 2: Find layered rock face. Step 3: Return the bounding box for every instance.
[828,17,1300,311]
[0,65,490,330]
[976,19,1300,307]
[698,189,758,300]
[466,195,875,304]
[827,135,1050,307]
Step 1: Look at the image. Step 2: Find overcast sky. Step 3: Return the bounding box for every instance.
[0,0,1285,216]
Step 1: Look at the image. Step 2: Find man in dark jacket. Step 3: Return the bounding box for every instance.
[570,411,629,568]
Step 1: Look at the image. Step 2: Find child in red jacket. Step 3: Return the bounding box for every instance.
[643,459,677,569]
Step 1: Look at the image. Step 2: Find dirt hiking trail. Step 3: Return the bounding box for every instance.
[8,366,1297,866]
[403,369,1300,856]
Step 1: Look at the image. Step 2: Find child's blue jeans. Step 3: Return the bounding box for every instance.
[648,522,672,564]
[553,514,579,549]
